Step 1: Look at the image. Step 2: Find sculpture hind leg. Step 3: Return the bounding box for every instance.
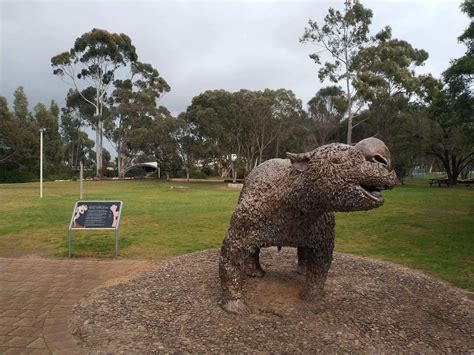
[243,248,265,277]
[219,236,251,314]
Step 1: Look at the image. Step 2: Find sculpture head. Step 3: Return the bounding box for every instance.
[287,137,397,212]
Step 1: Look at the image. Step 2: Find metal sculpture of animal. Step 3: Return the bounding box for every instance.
[219,137,398,314]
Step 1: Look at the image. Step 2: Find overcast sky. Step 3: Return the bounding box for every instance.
[0,0,469,153]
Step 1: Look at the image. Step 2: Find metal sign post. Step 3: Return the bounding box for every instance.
[79,161,83,199]
[68,201,123,257]
[39,128,45,198]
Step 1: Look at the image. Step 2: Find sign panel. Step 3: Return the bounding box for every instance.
[70,201,122,229]
[68,200,123,257]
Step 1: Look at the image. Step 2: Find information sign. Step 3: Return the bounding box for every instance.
[68,201,123,256]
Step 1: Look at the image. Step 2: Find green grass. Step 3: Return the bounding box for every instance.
[0,177,473,291]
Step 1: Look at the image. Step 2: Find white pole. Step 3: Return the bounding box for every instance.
[80,161,83,199]
[39,128,44,198]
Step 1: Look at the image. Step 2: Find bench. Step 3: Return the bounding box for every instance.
[429,178,450,187]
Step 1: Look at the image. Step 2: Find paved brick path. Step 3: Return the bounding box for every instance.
[0,257,152,354]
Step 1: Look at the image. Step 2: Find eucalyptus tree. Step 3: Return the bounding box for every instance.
[126,106,179,179]
[424,79,473,184]
[13,86,31,125]
[175,113,198,181]
[444,0,473,94]
[423,0,474,184]
[0,101,38,181]
[306,86,347,147]
[265,88,304,159]
[1,90,38,178]
[51,28,138,177]
[352,27,429,140]
[184,90,237,175]
[60,108,82,167]
[34,102,64,173]
[62,88,103,170]
[108,62,170,177]
[300,0,373,144]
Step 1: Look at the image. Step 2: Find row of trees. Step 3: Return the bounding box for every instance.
[1,1,472,184]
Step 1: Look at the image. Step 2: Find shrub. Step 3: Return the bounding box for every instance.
[0,163,34,183]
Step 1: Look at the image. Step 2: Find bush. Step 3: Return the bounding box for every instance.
[103,169,117,178]
[190,170,208,179]
[201,165,218,177]
[46,170,77,181]
[0,163,34,183]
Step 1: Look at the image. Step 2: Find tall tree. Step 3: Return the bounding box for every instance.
[13,86,30,125]
[423,1,473,184]
[306,86,346,147]
[34,103,63,173]
[0,96,8,111]
[444,0,473,93]
[127,107,180,179]
[61,88,98,169]
[352,27,429,140]
[108,61,170,177]
[0,98,38,180]
[175,113,198,181]
[425,81,473,184]
[60,108,88,168]
[300,0,373,144]
[51,28,138,177]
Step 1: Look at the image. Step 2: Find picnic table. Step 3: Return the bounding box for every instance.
[429,178,450,187]
[457,179,474,186]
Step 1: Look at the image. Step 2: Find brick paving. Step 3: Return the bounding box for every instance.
[0,257,152,354]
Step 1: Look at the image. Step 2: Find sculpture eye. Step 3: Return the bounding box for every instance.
[372,154,388,166]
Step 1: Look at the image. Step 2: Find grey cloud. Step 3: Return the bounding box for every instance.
[0,0,469,152]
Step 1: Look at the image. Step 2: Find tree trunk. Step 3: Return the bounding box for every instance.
[230,160,236,183]
[440,150,458,185]
[99,120,103,177]
[258,147,264,165]
[275,130,280,158]
[186,167,189,182]
[71,143,75,168]
[461,166,469,180]
[345,78,353,145]
[94,92,102,178]
[95,122,100,177]
[117,118,123,178]
[344,46,353,145]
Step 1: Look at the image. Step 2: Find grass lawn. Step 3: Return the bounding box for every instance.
[0,177,473,291]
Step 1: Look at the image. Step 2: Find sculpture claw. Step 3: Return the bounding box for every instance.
[220,299,252,315]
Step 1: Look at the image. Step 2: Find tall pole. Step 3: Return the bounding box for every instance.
[80,161,83,199]
[39,128,45,198]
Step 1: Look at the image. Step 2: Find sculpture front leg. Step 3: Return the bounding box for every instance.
[299,236,334,301]
[219,237,251,314]
[243,248,265,278]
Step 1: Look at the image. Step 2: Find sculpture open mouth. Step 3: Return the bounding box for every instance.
[360,185,384,202]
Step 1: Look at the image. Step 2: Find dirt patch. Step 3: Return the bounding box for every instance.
[71,248,473,353]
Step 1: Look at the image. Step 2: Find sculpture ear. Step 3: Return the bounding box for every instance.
[286,152,311,172]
